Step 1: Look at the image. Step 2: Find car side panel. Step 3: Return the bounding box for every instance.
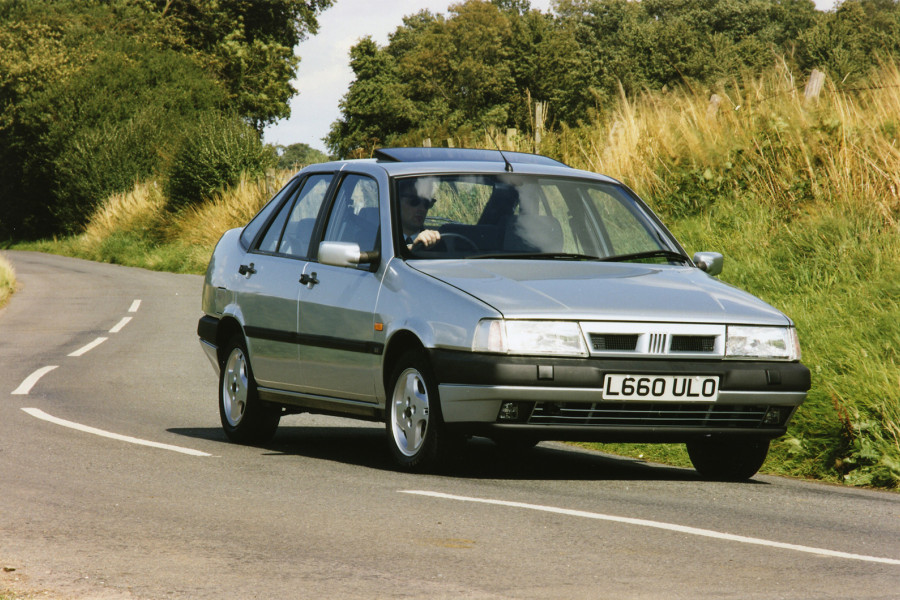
[234,254,307,390]
[295,262,382,402]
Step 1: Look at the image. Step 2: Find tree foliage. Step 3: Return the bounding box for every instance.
[327,0,900,157]
[165,112,276,213]
[0,0,332,239]
[275,142,330,169]
[146,0,334,131]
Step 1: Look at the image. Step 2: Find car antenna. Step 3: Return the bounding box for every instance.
[486,129,514,173]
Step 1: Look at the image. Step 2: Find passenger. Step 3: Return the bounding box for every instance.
[398,180,441,249]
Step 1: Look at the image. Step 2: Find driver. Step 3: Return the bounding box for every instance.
[398,179,441,249]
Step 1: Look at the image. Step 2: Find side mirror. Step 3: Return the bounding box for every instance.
[318,241,380,269]
[692,251,724,276]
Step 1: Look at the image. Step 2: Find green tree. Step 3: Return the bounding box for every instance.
[275,142,330,169]
[147,0,335,131]
[0,1,224,236]
[165,112,276,212]
[327,36,419,157]
[0,0,335,238]
[797,0,900,82]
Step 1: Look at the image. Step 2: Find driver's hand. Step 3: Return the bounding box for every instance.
[411,230,441,248]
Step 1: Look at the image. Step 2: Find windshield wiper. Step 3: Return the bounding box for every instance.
[598,249,690,264]
[472,252,600,260]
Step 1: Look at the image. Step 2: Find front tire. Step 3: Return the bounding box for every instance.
[219,335,280,444]
[686,437,770,481]
[386,350,455,471]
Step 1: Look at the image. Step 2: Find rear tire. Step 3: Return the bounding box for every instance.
[219,335,280,444]
[686,437,770,481]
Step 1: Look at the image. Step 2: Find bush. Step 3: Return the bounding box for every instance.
[164,113,276,212]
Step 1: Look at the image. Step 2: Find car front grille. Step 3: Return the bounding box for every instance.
[528,402,770,428]
[580,322,725,358]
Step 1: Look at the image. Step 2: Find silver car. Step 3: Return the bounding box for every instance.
[198,148,810,480]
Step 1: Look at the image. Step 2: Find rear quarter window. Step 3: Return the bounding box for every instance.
[239,178,300,249]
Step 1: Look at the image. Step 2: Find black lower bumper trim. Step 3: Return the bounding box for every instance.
[448,423,786,443]
[429,349,810,394]
[198,315,219,346]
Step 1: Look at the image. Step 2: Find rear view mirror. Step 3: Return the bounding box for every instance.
[318,241,380,268]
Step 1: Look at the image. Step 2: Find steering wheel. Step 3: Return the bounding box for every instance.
[439,232,479,252]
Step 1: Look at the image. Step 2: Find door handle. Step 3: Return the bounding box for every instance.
[238,263,257,276]
[299,271,319,286]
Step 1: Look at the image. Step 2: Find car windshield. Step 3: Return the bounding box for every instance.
[395,174,684,263]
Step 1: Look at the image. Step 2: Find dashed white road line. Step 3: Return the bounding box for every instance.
[12,299,141,395]
[68,336,108,357]
[109,316,132,333]
[400,490,900,566]
[22,408,212,457]
[11,366,59,395]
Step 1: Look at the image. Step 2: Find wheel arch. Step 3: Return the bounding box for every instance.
[382,330,428,402]
[216,316,245,365]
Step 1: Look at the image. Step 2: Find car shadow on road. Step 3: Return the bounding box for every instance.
[167,422,753,483]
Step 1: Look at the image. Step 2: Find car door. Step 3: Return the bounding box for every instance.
[238,172,333,391]
[296,173,382,403]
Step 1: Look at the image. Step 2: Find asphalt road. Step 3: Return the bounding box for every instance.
[1,250,898,600]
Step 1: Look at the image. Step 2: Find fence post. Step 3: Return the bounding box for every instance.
[534,101,546,152]
[506,128,517,147]
[707,94,722,120]
[423,138,432,148]
[804,69,825,102]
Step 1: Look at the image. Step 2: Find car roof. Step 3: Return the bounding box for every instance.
[304,147,617,183]
[373,147,569,168]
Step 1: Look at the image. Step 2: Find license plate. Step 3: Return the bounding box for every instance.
[602,374,719,402]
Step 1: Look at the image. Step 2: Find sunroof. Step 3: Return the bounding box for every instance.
[373,147,569,168]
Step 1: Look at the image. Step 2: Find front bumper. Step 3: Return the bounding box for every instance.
[429,349,810,442]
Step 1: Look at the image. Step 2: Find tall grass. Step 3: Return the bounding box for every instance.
[19,172,294,274]
[0,253,15,309]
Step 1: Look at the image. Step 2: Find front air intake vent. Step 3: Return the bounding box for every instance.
[591,334,639,351]
[670,335,716,353]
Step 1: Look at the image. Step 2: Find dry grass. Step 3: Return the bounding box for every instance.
[551,59,900,227]
[0,252,16,309]
[169,171,293,248]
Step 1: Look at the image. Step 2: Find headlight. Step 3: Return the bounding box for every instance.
[473,319,588,357]
[726,326,801,360]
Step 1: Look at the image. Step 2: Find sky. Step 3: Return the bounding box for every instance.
[263,0,836,153]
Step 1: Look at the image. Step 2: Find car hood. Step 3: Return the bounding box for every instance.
[409,259,791,325]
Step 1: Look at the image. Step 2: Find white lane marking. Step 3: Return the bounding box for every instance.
[109,316,132,333]
[12,366,59,395]
[128,299,141,313]
[68,337,108,357]
[401,490,900,566]
[22,408,212,457]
